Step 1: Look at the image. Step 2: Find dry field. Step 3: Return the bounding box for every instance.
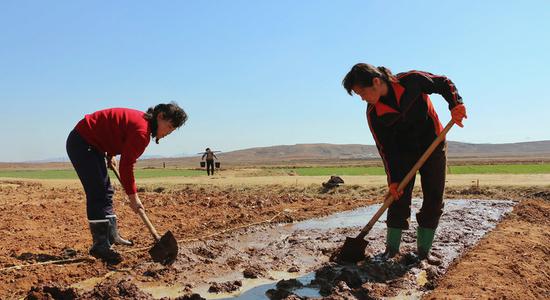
[0,171,548,299]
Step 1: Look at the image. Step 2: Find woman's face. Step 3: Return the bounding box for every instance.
[352,78,386,104]
[156,113,176,140]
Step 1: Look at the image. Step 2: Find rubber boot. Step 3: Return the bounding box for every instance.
[89,220,123,265]
[384,227,402,258]
[417,227,436,259]
[106,215,133,246]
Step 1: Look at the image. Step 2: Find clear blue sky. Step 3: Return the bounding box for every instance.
[1,1,549,162]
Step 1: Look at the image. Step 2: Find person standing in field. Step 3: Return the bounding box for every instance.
[201,147,218,176]
[342,63,467,259]
[66,102,187,264]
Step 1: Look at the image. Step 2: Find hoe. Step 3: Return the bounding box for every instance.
[111,166,178,265]
[332,120,455,263]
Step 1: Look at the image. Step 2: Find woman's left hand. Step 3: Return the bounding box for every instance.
[128,193,144,213]
[451,104,467,127]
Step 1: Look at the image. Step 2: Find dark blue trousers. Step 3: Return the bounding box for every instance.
[66,130,114,220]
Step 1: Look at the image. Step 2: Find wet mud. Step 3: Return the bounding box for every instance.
[187,199,514,299]
[2,181,547,299]
[23,199,514,299]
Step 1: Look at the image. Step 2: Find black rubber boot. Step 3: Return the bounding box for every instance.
[89,220,123,265]
[106,215,133,246]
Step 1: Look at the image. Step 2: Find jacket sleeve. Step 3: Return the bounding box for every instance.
[400,71,463,110]
[119,131,150,195]
[367,108,407,184]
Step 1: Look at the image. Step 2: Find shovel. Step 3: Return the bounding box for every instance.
[332,120,455,263]
[110,166,178,265]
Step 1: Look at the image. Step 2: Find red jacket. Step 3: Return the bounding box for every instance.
[75,108,151,194]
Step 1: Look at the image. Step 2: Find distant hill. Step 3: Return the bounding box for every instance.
[139,140,550,168]
[208,141,550,161]
[3,141,550,169]
[217,144,380,162]
[447,140,550,157]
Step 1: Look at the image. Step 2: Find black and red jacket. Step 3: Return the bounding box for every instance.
[366,71,463,184]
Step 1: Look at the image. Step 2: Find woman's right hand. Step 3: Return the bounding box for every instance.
[128,193,144,213]
[388,183,403,200]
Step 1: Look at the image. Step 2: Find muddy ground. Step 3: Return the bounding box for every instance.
[0,180,548,299]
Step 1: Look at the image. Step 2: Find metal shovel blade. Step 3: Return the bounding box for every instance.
[148,230,178,265]
[331,237,368,263]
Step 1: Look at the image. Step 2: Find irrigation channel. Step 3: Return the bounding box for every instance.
[73,199,515,299]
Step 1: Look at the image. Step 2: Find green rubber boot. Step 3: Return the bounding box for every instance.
[385,227,402,258]
[417,227,436,259]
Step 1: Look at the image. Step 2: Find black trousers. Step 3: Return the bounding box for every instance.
[66,130,114,220]
[386,142,447,230]
[206,159,214,175]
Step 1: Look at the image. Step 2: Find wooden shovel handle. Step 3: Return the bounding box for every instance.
[136,209,161,242]
[356,120,455,240]
[110,165,161,241]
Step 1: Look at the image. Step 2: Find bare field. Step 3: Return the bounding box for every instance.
[2,173,549,189]
[0,161,549,299]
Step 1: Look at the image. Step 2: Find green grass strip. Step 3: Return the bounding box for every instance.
[1,164,549,179]
[447,164,550,174]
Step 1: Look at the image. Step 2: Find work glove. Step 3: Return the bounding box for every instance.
[451,104,467,128]
[389,183,403,200]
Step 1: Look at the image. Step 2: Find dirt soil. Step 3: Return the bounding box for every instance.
[0,180,548,299]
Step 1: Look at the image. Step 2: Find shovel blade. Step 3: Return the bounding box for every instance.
[331,236,368,263]
[149,230,178,265]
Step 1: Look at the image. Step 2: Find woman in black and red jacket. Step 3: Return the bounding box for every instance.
[66,102,187,264]
[343,63,467,259]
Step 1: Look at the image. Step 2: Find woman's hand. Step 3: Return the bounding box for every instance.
[451,104,467,127]
[128,193,144,213]
[389,183,403,200]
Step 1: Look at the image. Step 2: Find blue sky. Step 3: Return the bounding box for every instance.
[1,1,549,162]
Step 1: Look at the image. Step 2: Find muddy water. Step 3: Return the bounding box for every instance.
[116,199,514,299]
[186,199,514,299]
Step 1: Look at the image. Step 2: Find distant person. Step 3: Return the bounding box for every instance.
[342,63,467,259]
[66,102,187,264]
[201,148,218,176]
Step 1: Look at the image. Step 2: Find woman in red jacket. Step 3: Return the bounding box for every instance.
[66,102,187,264]
[343,63,467,259]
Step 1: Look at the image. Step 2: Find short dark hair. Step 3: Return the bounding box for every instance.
[144,102,188,143]
[342,63,396,95]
